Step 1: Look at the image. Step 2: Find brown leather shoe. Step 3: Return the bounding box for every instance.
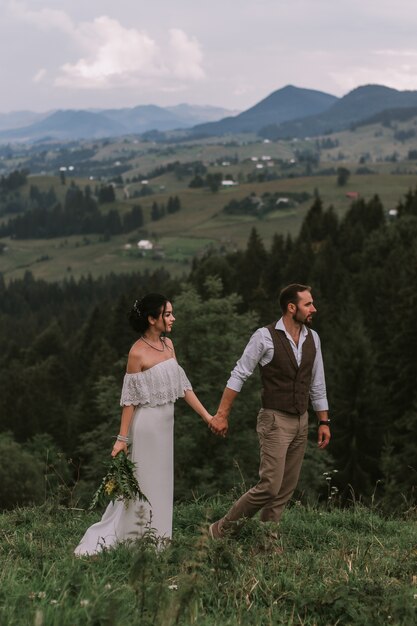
[208,520,223,539]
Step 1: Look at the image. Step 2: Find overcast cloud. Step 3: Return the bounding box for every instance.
[1,0,417,112]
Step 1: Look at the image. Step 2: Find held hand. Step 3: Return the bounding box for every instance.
[210,414,229,437]
[203,413,213,425]
[111,440,128,457]
[318,425,331,449]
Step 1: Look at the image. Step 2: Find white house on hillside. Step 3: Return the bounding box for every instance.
[137,240,153,250]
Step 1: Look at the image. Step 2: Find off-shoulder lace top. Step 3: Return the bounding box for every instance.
[120,358,192,407]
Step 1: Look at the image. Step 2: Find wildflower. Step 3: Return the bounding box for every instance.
[50,600,58,605]
[325,476,332,482]
[80,599,90,607]
[29,591,46,600]
[104,479,117,496]
[104,583,112,590]
[168,584,178,591]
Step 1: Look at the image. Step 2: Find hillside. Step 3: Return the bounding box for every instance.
[0,498,415,625]
[2,166,417,283]
[2,111,417,285]
[191,85,338,135]
[262,85,417,139]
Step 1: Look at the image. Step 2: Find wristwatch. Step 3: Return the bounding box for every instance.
[319,419,331,426]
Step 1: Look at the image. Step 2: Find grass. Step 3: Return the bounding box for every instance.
[0,496,415,625]
[2,154,417,282]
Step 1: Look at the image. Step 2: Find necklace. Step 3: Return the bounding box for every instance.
[140,336,165,352]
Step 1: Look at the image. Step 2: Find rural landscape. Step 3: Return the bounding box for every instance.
[1,78,417,625]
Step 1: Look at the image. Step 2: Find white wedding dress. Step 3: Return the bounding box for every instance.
[75,358,192,556]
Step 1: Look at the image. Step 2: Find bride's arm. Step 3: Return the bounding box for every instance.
[111,347,142,457]
[183,389,213,425]
[111,404,135,457]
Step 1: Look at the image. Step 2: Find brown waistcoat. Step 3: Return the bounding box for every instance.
[259,323,317,415]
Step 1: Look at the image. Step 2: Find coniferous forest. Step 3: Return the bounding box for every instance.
[0,189,417,513]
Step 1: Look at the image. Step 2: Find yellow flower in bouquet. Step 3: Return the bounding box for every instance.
[90,452,149,510]
[104,478,117,496]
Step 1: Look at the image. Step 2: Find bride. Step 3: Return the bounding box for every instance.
[75,293,213,555]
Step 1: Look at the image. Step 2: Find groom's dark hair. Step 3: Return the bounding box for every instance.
[279,284,311,313]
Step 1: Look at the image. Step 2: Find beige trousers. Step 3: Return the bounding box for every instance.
[220,408,308,531]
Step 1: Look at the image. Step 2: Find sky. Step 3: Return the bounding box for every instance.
[1,0,417,113]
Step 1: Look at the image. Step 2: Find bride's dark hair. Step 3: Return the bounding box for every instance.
[129,293,169,335]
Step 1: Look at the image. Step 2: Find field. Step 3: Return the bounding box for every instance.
[0,496,415,626]
[1,128,417,282]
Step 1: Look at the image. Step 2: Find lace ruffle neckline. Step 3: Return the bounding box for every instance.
[120,358,192,408]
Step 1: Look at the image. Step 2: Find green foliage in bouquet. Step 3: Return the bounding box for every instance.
[90,452,149,510]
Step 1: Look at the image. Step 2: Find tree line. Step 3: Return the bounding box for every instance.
[0,187,416,511]
[0,182,145,238]
[0,178,185,238]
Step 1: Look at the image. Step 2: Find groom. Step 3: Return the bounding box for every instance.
[209,284,330,538]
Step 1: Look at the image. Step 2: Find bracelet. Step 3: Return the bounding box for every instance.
[319,420,331,427]
[116,434,129,443]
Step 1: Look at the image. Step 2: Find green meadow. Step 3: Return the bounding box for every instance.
[1,167,417,282]
[0,496,415,626]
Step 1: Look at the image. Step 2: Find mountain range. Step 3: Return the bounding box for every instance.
[256,85,417,140]
[1,84,417,143]
[0,103,237,142]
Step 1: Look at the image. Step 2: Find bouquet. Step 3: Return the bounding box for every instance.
[90,452,149,510]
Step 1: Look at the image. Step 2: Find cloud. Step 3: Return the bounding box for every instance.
[330,49,417,93]
[57,20,205,89]
[8,3,205,90]
[374,49,417,59]
[32,68,47,83]
[168,29,205,80]
[56,16,165,88]
[8,0,75,34]
[8,1,205,89]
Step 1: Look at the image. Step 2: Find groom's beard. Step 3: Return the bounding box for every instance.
[293,307,314,327]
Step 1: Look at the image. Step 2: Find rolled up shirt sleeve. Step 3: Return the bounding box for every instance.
[310,333,329,412]
[227,328,269,392]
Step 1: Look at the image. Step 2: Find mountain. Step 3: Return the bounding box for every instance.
[100,104,186,133]
[165,103,240,124]
[0,110,50,131]
[189,85,338,136]
[261,85,417,139]
[0,104,237,143]
[0,110,126,142]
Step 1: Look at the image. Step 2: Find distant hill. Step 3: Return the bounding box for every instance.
[0,110,126,142]
[354,105,417,128]
[3,84,417,143]
[190,85,338,136]
[0,110,50,131]
[260,85,417,139]
[0,104,237,143]
[166,103,240,124]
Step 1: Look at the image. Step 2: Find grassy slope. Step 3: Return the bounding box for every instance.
[1,117,417,283]
[0,497,415,625]
[1,169,416,283]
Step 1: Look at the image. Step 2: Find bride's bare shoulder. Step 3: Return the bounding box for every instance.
[126,339,145,372]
